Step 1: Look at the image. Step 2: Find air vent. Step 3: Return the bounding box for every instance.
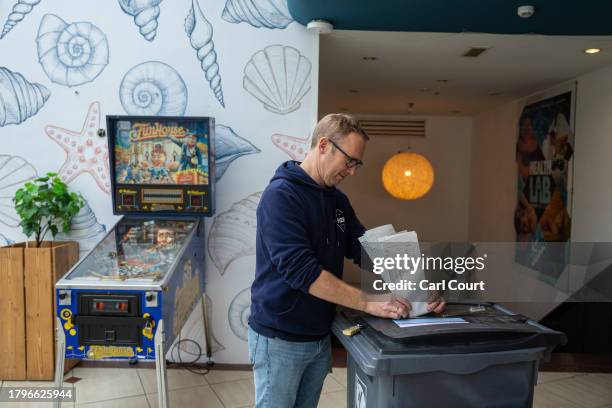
[360,119,426,137]
[463,47,489,57]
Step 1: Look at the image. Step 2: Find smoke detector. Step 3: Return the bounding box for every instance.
[307,20,333,34]
[517,5,535,18]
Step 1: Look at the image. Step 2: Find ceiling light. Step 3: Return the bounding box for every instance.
[584,48,601,54]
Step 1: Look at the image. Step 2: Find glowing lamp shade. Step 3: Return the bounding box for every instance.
[382,152,434,200]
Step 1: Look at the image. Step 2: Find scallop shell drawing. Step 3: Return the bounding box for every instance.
[271,133,310,161]
[228,287,251,341]
[243,45,311,115]
[0,66,50,127]
[216,124,260,181]
[185,0,225,107]
[118,0,162,42]
[120,61,187,116]
[36,14,109,87]
[0,155,38,228]
[56,198,106,258]
[1,0,42,39]
[221,0,293,29]
[208,191,261,275]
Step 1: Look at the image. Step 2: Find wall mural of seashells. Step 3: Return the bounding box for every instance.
[215,124,260,181]
[56,198,106,259]
[45,102,112,194]
[1,0,42,39]
[120,61,187,116]
[228,287,251,341]
[0,66,50,127]
[271,133,310,161]
[36,14,109,87]
[208,191,261,275]
[0,155,38,228]
[243,44,311,115]
[118,0,162,42]
[221,0,293,29]
[185,0,225,108]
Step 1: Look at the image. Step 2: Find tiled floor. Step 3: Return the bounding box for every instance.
[1,368,611,407]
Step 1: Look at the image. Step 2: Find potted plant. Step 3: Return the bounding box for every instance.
[0,173,83,380]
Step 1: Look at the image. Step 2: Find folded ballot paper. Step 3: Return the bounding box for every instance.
[359,225,430,318]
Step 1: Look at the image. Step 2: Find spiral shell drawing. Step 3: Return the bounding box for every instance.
[56,198,106,258]
[221,0,293,29]
[185,0,225,108]
[120,61,187,116]
[118,0,162,41]
[216,124,260,181]
[243,45,311,115]
[0,66,50,127]
[271,133,310,161]
[1,0,42,39]
[0,155,37,228]
[228,287,251,341]
[36,14,109,87]
[208,191,261,275]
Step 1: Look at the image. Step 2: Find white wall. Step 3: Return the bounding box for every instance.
[341,115,472,281]
[0,0,317,363]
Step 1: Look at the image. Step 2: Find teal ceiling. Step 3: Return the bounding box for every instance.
[287,0,612,35]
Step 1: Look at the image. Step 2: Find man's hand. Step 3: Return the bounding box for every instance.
[426,291,446,314]
[364,295,411,320]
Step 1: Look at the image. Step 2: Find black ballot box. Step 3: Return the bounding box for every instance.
[332,303,566,408]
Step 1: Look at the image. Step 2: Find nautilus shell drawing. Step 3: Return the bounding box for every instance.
[208,191,261,275]
[118,0,162,41]
[185,0,225,108]
[1,0,42,39]
[243,45,311,115]
[221,0,293,29]
[228,287,251,341]
[36,14,109,87]
[56,199,106,258]
[215,124,260,181]
[0,155,38,228]
[271,133,310,161]
[120,61,187,116]
[0,66,50,127]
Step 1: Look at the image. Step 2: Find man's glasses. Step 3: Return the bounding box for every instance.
[328,139,363,169]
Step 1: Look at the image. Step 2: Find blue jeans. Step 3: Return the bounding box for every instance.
[248,326,331,408]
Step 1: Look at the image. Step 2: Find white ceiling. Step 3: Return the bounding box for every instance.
[319,30,612,116]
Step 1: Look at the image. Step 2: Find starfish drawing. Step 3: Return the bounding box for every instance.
[271,133,311,161]
[45,102,111,194]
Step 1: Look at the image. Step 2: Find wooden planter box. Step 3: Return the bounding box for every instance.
[0,241,79,380]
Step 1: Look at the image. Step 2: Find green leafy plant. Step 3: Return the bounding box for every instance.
[13,172,84,247]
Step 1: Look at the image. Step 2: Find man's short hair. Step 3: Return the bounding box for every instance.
[311,113,369,149]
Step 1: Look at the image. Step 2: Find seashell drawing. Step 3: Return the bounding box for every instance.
[0,66,50,127]
[120,61,187,116]
[0,155,37,228]
[271,133,310,161]
[208,191,261,275]
[228,287,251,341]
[45,102,111,194]
[0,232,13,246]
[222,0,293,29]
[215,124,260,181]
[1,0,42,39]
[118,0,162,42]
[36,14,109,87]
[56,198,106,258]
[185,0,225,108]
[243,44,311,115]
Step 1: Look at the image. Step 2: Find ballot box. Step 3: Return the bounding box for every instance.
[332,302,566,408]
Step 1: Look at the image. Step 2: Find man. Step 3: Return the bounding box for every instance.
[171,134,202,171]
[249,113,445,408]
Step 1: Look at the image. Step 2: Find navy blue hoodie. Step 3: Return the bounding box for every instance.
[249,161,365,341]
